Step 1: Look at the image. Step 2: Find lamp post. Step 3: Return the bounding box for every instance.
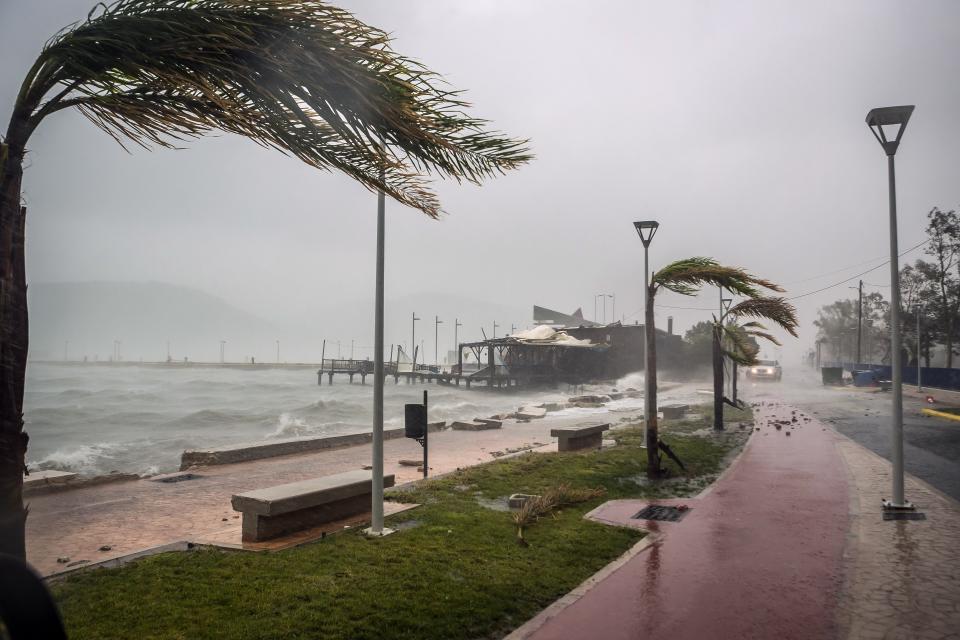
[493,321,499,339]
[369,159,389,536]
[411,313,420,367]
[633,220,659,446]
[276,339,280,364]
[454,318,462,366]
[607,294,616,324]
[866,104,915,511]
[434,316,443,366]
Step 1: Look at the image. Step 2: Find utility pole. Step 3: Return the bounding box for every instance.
[856,280,863,365]
[493,321,499,339]
[276,339,280,364]
[917,304,923,392]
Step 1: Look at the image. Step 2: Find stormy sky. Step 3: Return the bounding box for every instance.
[2,1,958,364]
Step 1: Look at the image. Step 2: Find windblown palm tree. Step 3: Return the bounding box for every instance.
[645,258,797,476]
[713,298,799,428]
[0,0,531,558]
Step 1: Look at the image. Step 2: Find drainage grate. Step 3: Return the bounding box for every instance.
[151,472,201,484]
[632,505,690,522]
[883,512,926,521]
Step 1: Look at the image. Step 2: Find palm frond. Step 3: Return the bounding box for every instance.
[727,297,799,337]
[651,257,785,298]
[722,324,760,365]
[10,0,532,217]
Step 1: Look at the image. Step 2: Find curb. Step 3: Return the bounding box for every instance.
[920,408,960,423]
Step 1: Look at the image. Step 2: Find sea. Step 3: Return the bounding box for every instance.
[23,363,684,477]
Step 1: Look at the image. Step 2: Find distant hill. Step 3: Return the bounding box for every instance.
[28,281,276,362]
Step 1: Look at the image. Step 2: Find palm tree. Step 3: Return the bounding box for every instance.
[645,258,796,476]
[713,298,800,428]
[0,0,530,559]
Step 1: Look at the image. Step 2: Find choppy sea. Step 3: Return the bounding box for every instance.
[24,363,697,477]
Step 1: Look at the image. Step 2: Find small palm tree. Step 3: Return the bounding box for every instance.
[0,0,530,559]
[646,258,796,476]
[713,298,799,428]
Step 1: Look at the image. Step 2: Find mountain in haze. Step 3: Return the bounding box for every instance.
[28,281,276,362]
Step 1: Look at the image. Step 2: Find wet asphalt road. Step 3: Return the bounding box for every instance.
[743,370,960,504]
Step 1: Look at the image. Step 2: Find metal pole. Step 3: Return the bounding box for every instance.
[856,280,863,366]
[886,153,909,509]
[917,305,922,392]
[276,339,280,364]
[371,170,386,533]
[643,245,650,447]
[422,390,428,478]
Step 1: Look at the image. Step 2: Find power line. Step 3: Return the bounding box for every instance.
[786,239,928,301]
[782,239,928,285]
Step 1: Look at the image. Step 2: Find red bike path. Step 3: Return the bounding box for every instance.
[525,402,849,640]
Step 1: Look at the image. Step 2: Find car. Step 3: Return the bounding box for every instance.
[746,359,782,382]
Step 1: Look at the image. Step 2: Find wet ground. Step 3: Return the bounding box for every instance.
[745,369,960,501]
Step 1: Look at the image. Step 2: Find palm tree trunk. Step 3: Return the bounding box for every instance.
[712,323,724,430]
[0,142,29,560]
[645,287,659,478]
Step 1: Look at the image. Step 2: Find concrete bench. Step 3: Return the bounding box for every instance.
[231,469,394,542]
[661,403,689,419]
[551,423,610,452]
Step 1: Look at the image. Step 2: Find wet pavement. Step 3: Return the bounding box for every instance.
[26,414,614,576]
[519,402,850,640]
[515,389,960,640]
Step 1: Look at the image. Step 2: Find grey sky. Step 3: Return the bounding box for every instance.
[2,0,958,363]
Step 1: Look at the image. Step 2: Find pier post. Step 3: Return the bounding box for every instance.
[328,372,334,385]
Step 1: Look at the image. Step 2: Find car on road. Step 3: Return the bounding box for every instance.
[746,359,782,382]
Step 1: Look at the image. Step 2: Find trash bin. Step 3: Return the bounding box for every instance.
[821,367,843,386]
[853,370,877,387]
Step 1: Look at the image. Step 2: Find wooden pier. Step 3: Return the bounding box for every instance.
[315,358,520,389]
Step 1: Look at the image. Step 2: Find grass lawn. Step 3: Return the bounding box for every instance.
[52,406,750,640]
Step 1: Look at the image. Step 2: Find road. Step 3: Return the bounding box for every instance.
[743,368,960,503]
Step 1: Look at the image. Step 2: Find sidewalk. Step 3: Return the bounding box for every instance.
[514,402,960,640]
[25,416,579,576]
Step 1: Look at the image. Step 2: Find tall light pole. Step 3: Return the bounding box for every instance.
[219,340,226,363]
[276,340,280,364]
[411,312,420,366]
[434,316,443,366]
[607,294,616,324]
[454,318,462,368]
[493,321,499,339]
[867,104,915,511]
[849,280,863,366]
[633,220,659,447]
[370,158,389,536]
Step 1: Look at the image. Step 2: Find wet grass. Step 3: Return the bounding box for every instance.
[52,409,749,640]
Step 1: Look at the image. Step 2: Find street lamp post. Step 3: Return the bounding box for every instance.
[866,104,915,511]
[493,321,499,339]
[369,161,389,536]
[454,318,462,370]
[411,313,420,368]
[434,316,443,367]
[633,220,659,447]
[276,339,280,364]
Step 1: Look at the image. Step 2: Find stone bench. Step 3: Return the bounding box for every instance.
[551,423,610,452]
[661,403,689,419]
[231,469,395,542]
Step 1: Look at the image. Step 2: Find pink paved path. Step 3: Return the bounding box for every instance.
[527,402,849,640]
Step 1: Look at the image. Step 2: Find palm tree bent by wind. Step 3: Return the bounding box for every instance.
[0,0,531,559]
[645,258,797,476]
[712,298,799,429]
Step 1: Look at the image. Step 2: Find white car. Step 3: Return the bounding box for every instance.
[746,359,782,382]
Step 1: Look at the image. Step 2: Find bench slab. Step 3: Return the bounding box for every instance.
[232,470,395,542]
[551,423,610,452]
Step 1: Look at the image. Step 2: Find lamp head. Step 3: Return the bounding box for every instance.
[866,105,914,156]
[633,220,659,247]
